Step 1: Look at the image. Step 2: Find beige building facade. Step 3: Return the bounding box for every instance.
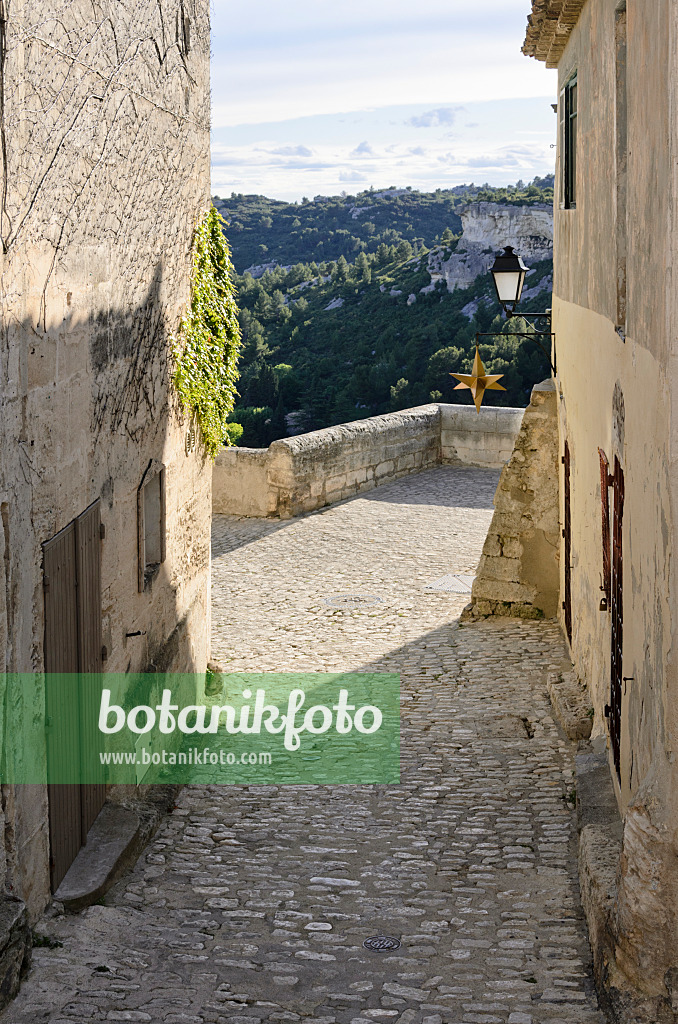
[525,0,678,1016]
[0,0,212,972]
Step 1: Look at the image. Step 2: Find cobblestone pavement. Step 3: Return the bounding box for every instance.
[5,467,607,1024]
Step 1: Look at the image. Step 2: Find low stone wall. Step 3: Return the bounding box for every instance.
[441,404,525,467]
[213,402,525,518]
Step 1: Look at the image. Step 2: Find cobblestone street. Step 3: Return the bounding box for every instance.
[5,466,606,1024]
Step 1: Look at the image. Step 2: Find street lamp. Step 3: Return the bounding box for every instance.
[477,245,556,375]
[450,244,556,412]
[490,246,528,316]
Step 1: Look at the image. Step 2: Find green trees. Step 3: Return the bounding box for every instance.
[222,186,554,446]
[426,346,466,401]
[354,252,371,284]
[334,255,350,283]
[396,240,414,261]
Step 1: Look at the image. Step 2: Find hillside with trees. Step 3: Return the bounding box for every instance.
[212,179,555,448]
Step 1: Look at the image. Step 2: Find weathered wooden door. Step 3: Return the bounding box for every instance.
[609,457,624,779]
[563,442,572,643]
[43,500,106,890]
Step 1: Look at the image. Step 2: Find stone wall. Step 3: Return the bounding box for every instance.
[213,403,525,518]
[526,0,678,1013]
[0,0,211,932]
[463,381,560,620]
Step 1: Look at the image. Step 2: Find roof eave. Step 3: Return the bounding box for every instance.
[522,0,586,68]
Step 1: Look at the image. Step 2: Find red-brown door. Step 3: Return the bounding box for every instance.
[609,458,624,779]
[563,442,572,643]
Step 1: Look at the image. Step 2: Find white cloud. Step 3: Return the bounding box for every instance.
[406,107,462,128]
[350,141,374,157]
[211,98,557,202]
[268,145,313,157]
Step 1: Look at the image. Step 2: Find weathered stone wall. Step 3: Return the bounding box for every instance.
[213,403,525,518]
[0,0,211,924]
[464,380,560,620]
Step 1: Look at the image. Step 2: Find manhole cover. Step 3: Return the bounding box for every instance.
[363,935,401,952]
[323,594,383,608]
[424,573,475,594]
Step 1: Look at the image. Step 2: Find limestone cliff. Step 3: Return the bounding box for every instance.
[426,201,553,293]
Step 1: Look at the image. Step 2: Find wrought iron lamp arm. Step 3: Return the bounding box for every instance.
[475,310,556,376]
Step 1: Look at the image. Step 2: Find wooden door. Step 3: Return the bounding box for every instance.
[563,442,572,643]
[43,521,82,889]
[75,503,106,839]
[43,501,105,890]
[610,458,624,779]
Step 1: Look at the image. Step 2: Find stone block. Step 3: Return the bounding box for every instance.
[375,460,395,479]
[472,577,535,604]
[477,554,523,583]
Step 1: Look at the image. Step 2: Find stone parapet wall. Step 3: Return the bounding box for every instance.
[213,403,525,518]
[441,404,525,467]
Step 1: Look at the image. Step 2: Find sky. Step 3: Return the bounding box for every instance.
[210,1,557,202]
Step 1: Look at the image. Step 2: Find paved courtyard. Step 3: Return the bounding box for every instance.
[5,466,607,1024]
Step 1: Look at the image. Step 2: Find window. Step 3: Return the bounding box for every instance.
[560,74,578,209]
[138,461,166,591]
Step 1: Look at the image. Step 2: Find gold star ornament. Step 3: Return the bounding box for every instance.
[450,345,506,413]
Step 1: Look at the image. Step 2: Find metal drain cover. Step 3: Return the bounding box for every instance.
[363,934,401,952]
[424,573,475,594]
[324,594,383,608]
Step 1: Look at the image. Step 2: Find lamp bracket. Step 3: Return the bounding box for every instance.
[475,310,556,376]
[509,310,552,336]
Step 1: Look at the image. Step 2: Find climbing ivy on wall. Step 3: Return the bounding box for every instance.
[172,206,242,458]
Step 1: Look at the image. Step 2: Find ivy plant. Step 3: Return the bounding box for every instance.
[172,206,242,458]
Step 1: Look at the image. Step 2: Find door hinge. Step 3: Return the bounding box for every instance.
[604,704,611,717]
[101,645,108,662]
[100,522,106,540]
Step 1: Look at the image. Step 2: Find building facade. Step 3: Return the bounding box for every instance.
[524,0,678,1016]
[0,0,212,961]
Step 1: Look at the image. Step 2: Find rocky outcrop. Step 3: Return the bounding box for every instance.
[426,201,553,294]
